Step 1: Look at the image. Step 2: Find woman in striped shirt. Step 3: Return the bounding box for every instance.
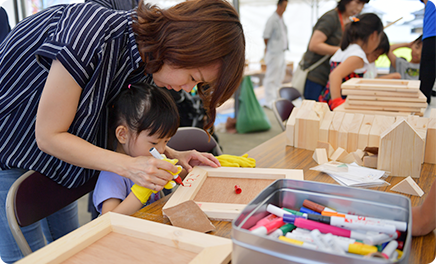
[0,0,245,262]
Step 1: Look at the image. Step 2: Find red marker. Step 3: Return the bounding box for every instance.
[235,185,242,194]
[150,147,184,186]
[251,217,285,236]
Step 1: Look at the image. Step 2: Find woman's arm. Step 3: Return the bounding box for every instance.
[35,60,175,190]
[308,30,340,56]
[329,56,364,100]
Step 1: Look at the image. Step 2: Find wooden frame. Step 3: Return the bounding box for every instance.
[163,166,304,220]
[17,212,232,264]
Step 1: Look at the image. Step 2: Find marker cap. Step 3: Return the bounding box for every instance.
[348,243,378,255]
[300,207,321,215]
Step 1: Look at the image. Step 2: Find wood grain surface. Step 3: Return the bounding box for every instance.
[132,132,436,264]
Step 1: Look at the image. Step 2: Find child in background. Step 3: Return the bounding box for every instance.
[364,32,401,79]
[387,35,422,80]
[93,83,180,216]
[319,13,383,110]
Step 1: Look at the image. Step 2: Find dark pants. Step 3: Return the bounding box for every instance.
[303,79,325,101]
[419,36,436,104]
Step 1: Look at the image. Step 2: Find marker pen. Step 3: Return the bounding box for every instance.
[287,229,361,245]
[310,229,333,252]
[283,207,306,217]
[251,217,285,236]
[323,233,346,255]
[363,231,399,245]
[150,147,184,186]
[268,223,296,239]
[278,236,318,250]
[321,211,407,232]
[249,213,278,231]
[300,207,321,215]
[292,218,370,241]
[381,240,398,260]
[266,204,291,217]
[334,239,378,255]
[303,200,336,213]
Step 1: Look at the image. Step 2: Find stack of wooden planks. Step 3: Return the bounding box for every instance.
[286,100,436,178]
[334,78,427,116]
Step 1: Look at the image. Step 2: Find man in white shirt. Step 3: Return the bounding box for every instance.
[262,0,288,109]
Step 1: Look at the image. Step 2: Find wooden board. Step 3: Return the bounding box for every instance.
[347,113,364,153]
[334,103,415,116]
[294,101,329,150]
[341,78,420,92]
[347,99,427,108]
[329,112,345,149]
[319,111,334,143]
[16,212,232,264]
[163,166,304,220]
[346,92,426,102]
[337,113,355,151]
[342,89,421,98]
[378,120,424,178]
[357,115,375,150]
[424,109,436,164]
[285,107,299,146]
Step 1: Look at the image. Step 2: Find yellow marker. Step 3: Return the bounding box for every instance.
[348,243,378,255]
[278,236,317,250]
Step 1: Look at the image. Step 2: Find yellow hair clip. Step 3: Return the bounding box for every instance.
[351,17,360,23]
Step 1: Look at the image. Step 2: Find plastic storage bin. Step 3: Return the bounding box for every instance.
[232,179,411,264]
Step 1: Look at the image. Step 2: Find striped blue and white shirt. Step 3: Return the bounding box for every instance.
[0,3,147,188]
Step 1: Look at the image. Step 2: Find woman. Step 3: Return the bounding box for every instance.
[302,0,369,100]
[0,0,245,262]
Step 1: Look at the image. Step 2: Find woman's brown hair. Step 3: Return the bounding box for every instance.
[132,0,245,131]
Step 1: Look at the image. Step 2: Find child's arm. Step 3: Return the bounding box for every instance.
[377,72,402,79]
[412,179,436,236]
[329,56,364,100]
[101,193,143,215]
[387,42,413,70]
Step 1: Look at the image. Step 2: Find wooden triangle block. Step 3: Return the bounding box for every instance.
[390,176,424,197]
[313,148,328,164]
[330,147,348,162]
[163,200,215,233]
[317,141,334,158]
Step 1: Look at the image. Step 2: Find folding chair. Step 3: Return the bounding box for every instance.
[272,98,295,131]
[278,86,302,102]
[6,170,97,256]
[167,127,223,155]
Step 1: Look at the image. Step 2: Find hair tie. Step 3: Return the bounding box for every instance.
[128,84,131,89]
[351,17,360,23]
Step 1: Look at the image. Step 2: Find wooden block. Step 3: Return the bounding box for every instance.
[368,115,396,147]
[294,101,329,150]
[317,141,334,158]
[363,155,378,168]
[319,112,335,142]
[390,176,424,197]
[15,212,232,264]
[329,112,345,149]
[407,115,429,161]
[285,107,299,146]
[334,103,413,117]
[330,147,348,162]
[163,166,304,220]
[337,113,355,151]
[313,148,329,164]
[424,109,436,164]
[347,114,364,153]
[339,152,356,164]
[342,88,421,98]
[163,200,215,233]
[351,152,363,166]
[354,149,365,160]
[347,99,427,109]
[358,115,375,150]
[377,119,424,178]
[341,78,420,92]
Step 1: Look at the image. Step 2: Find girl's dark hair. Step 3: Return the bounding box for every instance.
[414,35,423,45]
[341,13,383,50]
[337,0,370,12]
[109,83,180,140]
[376,31,390,55]
[132,0,245,131]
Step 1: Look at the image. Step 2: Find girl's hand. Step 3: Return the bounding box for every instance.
[124,156,176,191]
[167,149,220,172]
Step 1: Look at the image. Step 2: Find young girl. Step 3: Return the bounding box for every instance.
[93,83,181,216]
[319,13,383,110]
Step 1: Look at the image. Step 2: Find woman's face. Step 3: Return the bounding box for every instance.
[153,63,220,93]
[344,0,365,17]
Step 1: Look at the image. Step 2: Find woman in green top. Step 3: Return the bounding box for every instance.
[302,0,369,100]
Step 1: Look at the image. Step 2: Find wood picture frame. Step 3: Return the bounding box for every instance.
[163,166,304,221]
[17,212,232,264]
[341,78,420,92]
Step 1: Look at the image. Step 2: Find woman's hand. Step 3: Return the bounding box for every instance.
[165,147,220,172]
[124,155,177,191]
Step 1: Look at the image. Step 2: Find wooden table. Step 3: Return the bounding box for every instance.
[133,132,436,264]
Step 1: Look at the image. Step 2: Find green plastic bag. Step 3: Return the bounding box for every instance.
[236,76,271,133]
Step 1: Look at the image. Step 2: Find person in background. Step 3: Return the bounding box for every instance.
[419,0,436,102]
[412,179,436,236]
[0,0,245,262]
[0,6,10,43]
[364,32,401,79]
[262,0,288,109]
[387,35,422,80]
[319,13,383,110]
[302,0,369,100]
[93,83,180,216]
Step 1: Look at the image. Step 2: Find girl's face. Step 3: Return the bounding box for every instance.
[153,63,220,92]
[344,0,365,17]
[117,127,171,158]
